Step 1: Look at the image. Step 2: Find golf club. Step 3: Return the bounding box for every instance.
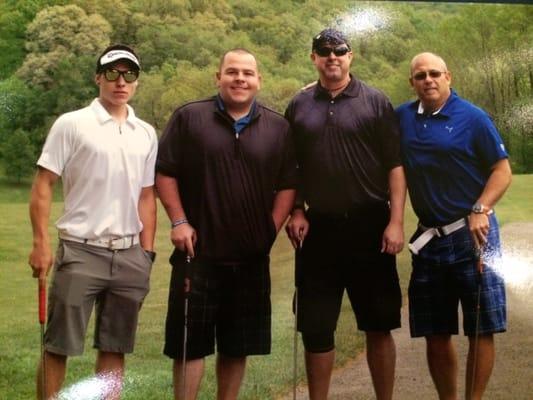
[469,246,484,400]
[293,240,303,400]
[38,278,46,400]
[181,255,192,400]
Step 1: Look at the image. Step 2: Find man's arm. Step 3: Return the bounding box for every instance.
[138,186,157,252]
[382,165,406,255]
[155,172,196,257]
[29,168,60,280]
[469,158,512,247]
[272,189,296,233]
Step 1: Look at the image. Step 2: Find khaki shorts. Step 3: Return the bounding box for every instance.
[45,240,152,356]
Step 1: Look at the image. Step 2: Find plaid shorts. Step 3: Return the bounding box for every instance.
[164,253,271,359]
[408,214,506,337]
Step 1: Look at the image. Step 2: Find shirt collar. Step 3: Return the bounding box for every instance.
[91,98,137,127]
[314,74,360,99]
[215,94,258,118]
[413,89,457,117]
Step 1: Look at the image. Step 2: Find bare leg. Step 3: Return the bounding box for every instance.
[216,354,246,400]
[305,350,335,400]
[426,334,458,400]
[95,351,125,400]
[466,334,495,400]
[37,351,67,400]
[366,331,396,400]
[173,358,204,400]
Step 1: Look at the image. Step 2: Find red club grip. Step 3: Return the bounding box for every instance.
[38,280,46,324]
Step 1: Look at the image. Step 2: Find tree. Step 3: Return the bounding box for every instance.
[16,4,111,88]
[1,129,36,182]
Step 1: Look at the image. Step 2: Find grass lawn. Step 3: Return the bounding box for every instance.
[1,175,531,399]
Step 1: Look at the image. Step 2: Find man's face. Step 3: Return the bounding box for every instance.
[311,44,353,84]
[95,62,138,108]
[409,54,451,110]
[216,52,261,110]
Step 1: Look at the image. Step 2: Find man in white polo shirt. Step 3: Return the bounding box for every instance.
[28,44,157,400]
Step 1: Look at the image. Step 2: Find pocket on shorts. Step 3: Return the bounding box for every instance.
[415,226,477,265]
[140,247,155,266]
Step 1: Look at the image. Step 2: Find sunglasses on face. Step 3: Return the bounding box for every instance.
[103,69,139,83]
[314,45,350,57]
[412,70,447,81]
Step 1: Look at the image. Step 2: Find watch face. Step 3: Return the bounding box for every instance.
[472,203,484,213]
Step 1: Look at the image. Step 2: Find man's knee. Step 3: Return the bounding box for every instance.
[301,331,335,353]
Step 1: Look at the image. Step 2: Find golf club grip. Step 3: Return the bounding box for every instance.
[38,280,46,324]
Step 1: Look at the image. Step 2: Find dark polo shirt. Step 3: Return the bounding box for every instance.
[285,76,401,214]
[157,96,297,263]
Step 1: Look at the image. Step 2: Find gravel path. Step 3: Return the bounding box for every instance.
[279,222,533,399]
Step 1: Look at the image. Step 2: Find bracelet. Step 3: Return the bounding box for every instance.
[171,218,188,228]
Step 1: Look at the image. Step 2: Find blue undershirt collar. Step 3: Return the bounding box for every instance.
[216,95,257,134]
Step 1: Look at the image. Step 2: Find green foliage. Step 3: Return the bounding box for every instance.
[1,1,532,178]
[1,129,37,183]
[16,4,111,88]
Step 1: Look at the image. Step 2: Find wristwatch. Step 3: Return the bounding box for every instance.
[471,202,486,214]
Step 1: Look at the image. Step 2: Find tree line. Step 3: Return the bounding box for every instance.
[0,0,531,181]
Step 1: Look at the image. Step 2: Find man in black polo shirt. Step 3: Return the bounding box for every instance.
[156,48,297,400]
[285,29,406,400]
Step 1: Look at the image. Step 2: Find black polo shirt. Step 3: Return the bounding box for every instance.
[157,97,297,263]
[285,76,401,214]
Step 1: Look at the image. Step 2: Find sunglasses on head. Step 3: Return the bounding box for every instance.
[314,45,350,57]
[412,70,447,81]
[103,68,139,83]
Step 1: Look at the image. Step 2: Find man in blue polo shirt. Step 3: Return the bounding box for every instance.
[396,52,512,400]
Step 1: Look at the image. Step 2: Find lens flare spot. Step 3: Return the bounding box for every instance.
[495,252,533,293]
[57,372,121,400]
[334,6,391,37]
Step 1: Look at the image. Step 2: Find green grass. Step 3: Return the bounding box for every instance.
[1,175,531,399]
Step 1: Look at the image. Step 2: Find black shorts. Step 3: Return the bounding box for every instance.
[297,205,402,344]
[164,253,271,359]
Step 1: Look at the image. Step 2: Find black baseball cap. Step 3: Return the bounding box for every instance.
[96,44,141,73]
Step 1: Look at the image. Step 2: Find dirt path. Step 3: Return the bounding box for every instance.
[279,222,533,399]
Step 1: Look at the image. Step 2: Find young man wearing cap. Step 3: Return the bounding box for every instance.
[29,44,157,400]
[397,52,511,400]
[156,48,297,399]
[285,29,406,400]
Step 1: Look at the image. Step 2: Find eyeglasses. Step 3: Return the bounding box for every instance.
[314,45,350,57]
[103,69,139,83]
[412,70,447,81]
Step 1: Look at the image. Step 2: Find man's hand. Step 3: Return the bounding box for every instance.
[468,213,490,249]
[29,243,53,280]
[285,209,309,249]
[171,223,197,257]
[381,221,404,255]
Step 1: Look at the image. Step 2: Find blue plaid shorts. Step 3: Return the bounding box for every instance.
[408,214,506,337]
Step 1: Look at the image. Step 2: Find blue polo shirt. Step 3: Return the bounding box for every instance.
[396,90,508,226]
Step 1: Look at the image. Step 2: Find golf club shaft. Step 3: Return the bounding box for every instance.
[181,256,191,400]
[293,286,298,400]
[38,279,46,400]
[469,249,483,399]
[293,241,303,400]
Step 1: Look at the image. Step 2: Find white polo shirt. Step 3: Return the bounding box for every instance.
[37,98,157,239]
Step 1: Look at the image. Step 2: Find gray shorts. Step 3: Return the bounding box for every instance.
[45,240,152,356]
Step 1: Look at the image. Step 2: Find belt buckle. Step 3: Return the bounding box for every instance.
[434,227,444,237]
[108,237,122,250]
